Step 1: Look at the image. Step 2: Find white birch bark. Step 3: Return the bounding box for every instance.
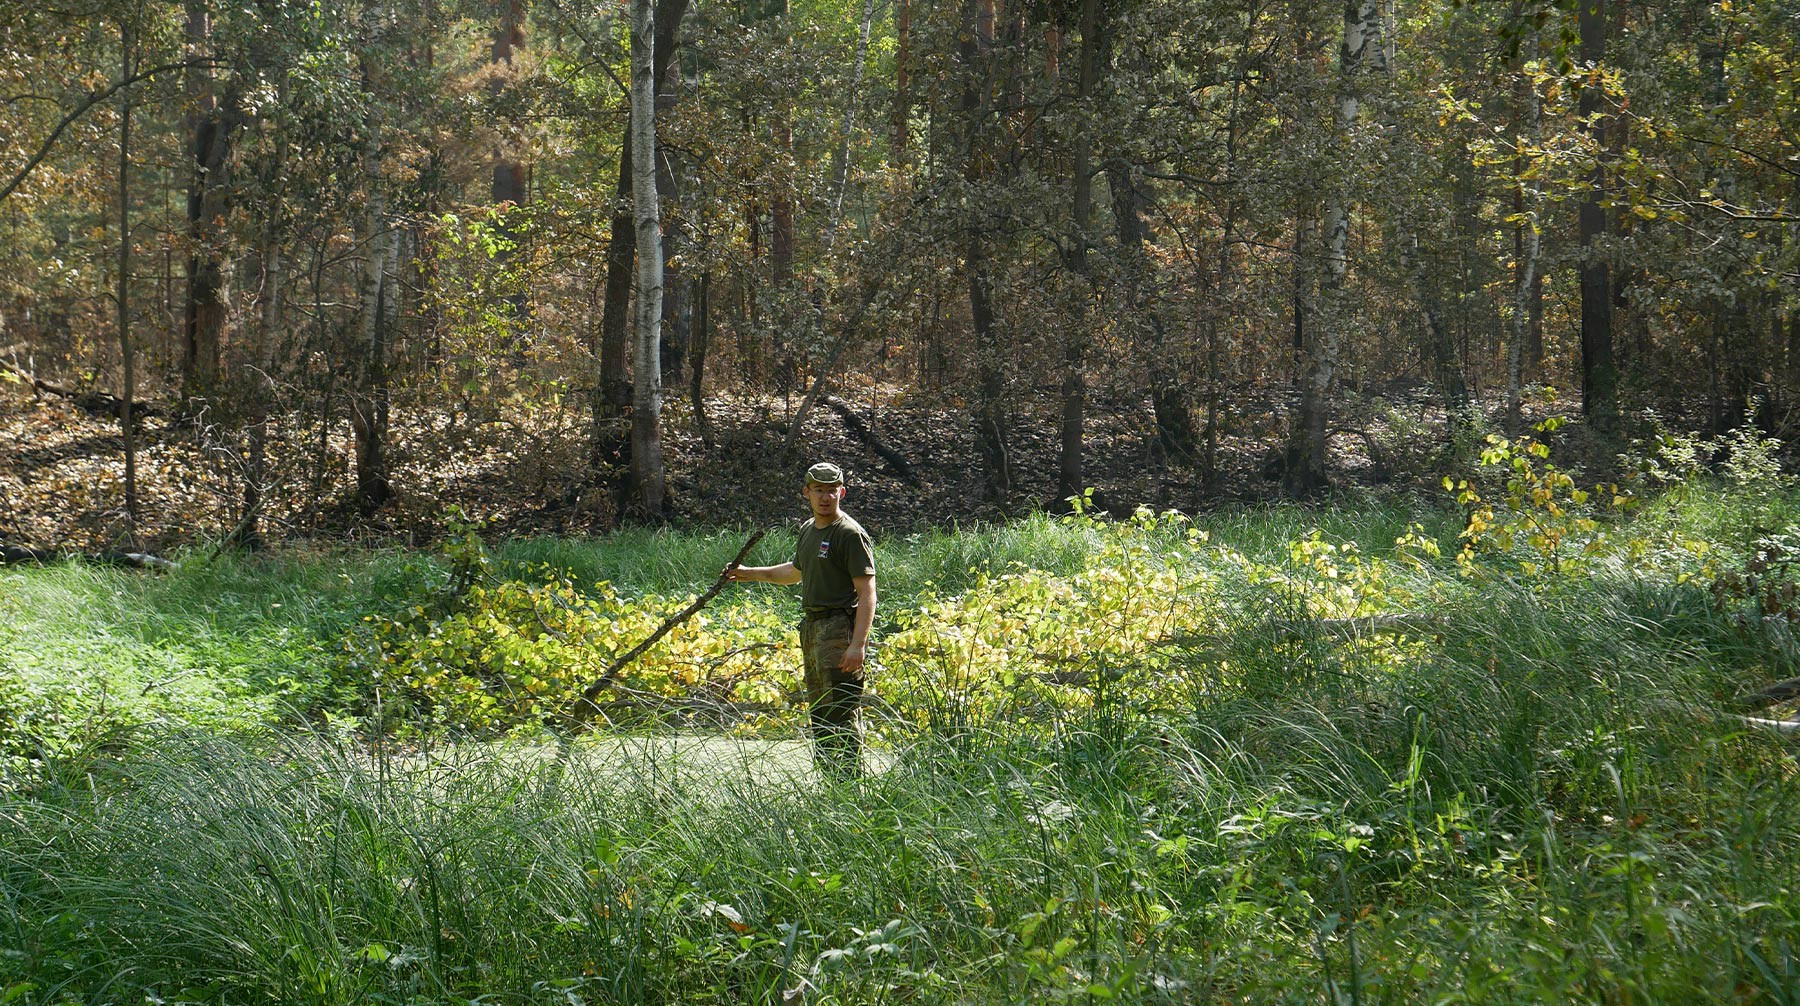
[629,0,666,515]
[1291,0,1381,496]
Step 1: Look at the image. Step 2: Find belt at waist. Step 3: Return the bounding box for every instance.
[802,606,856,619]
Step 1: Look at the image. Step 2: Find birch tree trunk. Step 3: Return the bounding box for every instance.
[593,0,688,470]
[628,0,666,517]
[1286,0,1381,498]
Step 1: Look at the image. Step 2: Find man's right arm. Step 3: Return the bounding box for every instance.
[726,561,802,585]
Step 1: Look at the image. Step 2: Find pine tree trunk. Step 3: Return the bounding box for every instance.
[181,0,236,408]
[961,0,1011,502]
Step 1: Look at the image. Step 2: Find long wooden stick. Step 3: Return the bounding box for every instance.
[566,526,770,725]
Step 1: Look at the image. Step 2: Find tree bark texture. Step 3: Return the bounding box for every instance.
[891,0,911,164]
[594,0,689,467]
[1055,0,1103,505]
[182,0,239,407]
[629,0,666,518]
[1508,27,1542,437]
[1287,0,1381,498]
[490,0,528,207]
[1577,0,1617,433]
[117,20,138,533]
[350,16,395,513]
[961,0,1012,501]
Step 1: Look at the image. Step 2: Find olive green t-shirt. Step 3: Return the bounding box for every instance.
[794,514,876,610]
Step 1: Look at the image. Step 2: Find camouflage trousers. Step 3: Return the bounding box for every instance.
[799,610,863,780]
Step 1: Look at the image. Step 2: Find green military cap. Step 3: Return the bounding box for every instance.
[805,462,846,485]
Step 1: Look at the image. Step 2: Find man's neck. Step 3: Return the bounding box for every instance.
[812,512,837,528]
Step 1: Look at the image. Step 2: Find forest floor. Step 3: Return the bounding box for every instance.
[2,374,1505,553]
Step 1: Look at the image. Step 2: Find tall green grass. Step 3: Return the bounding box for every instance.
[5,483,1800,1002]
[5,644,1796,1004]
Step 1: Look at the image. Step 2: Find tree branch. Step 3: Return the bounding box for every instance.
[0,59,205,204]
[566,526,770,725]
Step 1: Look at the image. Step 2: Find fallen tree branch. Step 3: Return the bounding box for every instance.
[0,544,176,571]
[822,394,920,486]
[1738,675,1800,709]
[566,526,770,725]
[2,359,163,421]
[1743,716,1800,736]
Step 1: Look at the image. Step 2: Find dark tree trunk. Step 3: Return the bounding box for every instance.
[117,19,138,534]
[1577,0,1617,433]
[181,0,239,408]
[656,37,689,384]
[892,0,911,165]
[1055,0,1103,505]
[690,270,712,445]
[596,128,635,455]
[490,0,528,207]
[490,0,530,326]
[961,0,1012,501]
[1111,164,1193,468]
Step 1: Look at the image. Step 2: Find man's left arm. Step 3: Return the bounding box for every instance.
[842,574,876,674]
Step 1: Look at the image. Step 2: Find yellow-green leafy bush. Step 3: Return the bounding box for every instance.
[878,508,1224,731]
[346,569,798,735]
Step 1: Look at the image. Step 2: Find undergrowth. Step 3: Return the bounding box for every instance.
[3,424,1800,1002]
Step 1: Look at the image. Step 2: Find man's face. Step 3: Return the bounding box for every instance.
[802,480,845,519]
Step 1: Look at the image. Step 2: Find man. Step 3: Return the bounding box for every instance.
[724,462,877,780]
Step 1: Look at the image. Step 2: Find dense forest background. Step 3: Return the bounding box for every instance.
[1,0,1795,547]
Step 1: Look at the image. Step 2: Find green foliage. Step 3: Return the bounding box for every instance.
[881,506,1219,736]
[348,566,798,736]
[9,482,1800,1002]
[1446,418,1636,577]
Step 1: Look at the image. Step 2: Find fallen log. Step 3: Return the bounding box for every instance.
[822,394,921,487]
[1743,716,1800,736]
[566,526,769,725]
[1738,675,1800,709]
[2,359,162,421]
[0,544,176,571]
